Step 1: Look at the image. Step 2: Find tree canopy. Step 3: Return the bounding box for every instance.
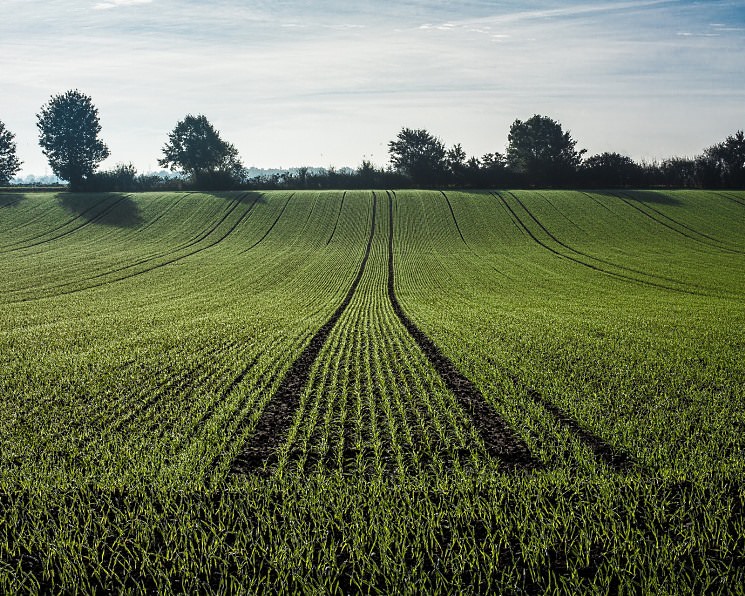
[506,115,585,186]
[388,128,447,186]
[159,115,244,189]
[0,120,22,185]
[36,90,110,190]
[698,130,745,188]
[4,93,745,191]
[580,152,642,187]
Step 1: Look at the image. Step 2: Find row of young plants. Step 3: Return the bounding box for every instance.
[0,189,743,592]
[270,194,494,479]
[390,189,745,589]
[1,191,370,490]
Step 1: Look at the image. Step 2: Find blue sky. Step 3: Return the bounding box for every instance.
[1,0,744,176]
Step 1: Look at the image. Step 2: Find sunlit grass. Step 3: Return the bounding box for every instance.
[0,189,743,592]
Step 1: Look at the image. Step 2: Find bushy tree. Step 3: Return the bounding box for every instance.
[388,128,446,186]
[698,130,745,188]
[445,143,467,185]
[84,163,138,192]
[36,90,110,190]
[580,152,641,187]
[660,157,697,188]
[159,114,244,189]
[0,120,22,185]
[506,115,585,186]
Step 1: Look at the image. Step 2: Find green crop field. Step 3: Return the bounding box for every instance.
[1,189,744,593]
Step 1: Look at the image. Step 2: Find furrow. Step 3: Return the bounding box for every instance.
[0,201,60,235]
[238,192,294,254]
[387,191,539,471]
[440,190,510,280]
[227,192,377,476]
[494,192,710,297]
[617,191,745,254]
[4,196,257,303]
[440,191,468,247]
[326,191,347,245]
[721,191,745,208]
[132,193,191,234]
[517,380,634,472]
[512,191,713,289]
[0,195,128,253]
[34,194,258,291]
[295,313,356,475]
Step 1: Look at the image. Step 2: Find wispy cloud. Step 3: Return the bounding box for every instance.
[417,0,676,31]
[2,0,744,175]
[93,0,152,10]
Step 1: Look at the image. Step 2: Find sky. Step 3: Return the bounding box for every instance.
[1,0,744,177]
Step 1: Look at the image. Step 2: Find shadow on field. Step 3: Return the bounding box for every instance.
[621,190,681,205]
[0,194,25,208]
[60,193,144,228]
[594,190,681,206]
[208,191,267,204]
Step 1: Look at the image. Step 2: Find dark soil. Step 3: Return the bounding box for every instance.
[229,193,378,476]
[520,382,634,472]
[386,191,540,471]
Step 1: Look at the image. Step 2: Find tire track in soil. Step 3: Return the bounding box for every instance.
[133,193,191,235]
[326,191,347,245]
[505,191,712,290]
[299,192,321,235]
[0,201,60,236]
[206,335,307,476]
[514,379,634,472]
[0,195,128,254]
[29,196,249,288]
[616,191,745,255]
[227,192,377,476]
[238,192,294,254]
[440,191,468,247]
[401,191,634,472]
[580,191,614,213]
[537,191,586,233]
[44,195,256,288]
[720,192,745,208]
[4,196,258,304]
[387,191,539,471]
[440,191,512,281]
[493,192,711,297]
[0,195,116,249]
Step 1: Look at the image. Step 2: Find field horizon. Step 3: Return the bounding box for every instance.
[1,189,744,592]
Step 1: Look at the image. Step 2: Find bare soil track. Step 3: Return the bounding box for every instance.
[6,194,264,304]
[518,381,633,472]
[493,191,711,297]
[228,193,378,476]
[228,191,541,477]
[0,194,127,253]
[387,191,539,470]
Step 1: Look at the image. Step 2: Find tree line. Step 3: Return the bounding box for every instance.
[1,90,743,190]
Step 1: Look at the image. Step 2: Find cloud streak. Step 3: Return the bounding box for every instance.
[1,0,744,176]
[93,0,152,9]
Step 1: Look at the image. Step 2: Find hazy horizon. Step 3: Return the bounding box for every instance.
[2,0,744,178]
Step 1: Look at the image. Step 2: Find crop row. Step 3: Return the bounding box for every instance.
[1,191,375,488]
[392,189,745,479]
[0,189,743,592]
